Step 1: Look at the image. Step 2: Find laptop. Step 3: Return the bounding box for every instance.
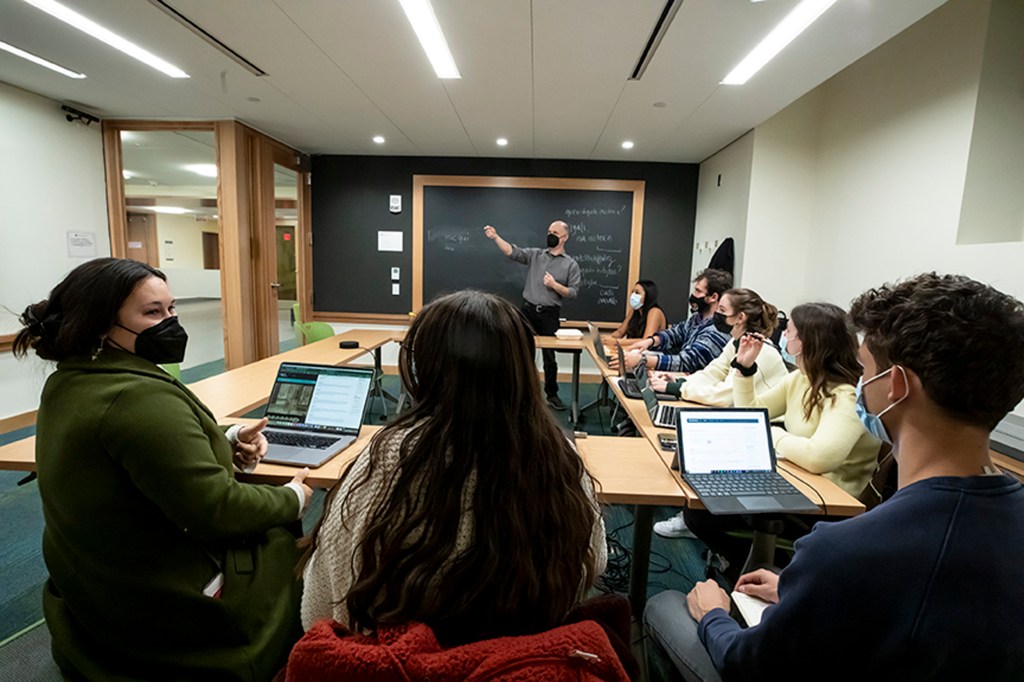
[261,362,374,467]
[674,407,819,515]
[641,378,686,429]
[587,322,611,368]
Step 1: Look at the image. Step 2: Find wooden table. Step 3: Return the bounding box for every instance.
[535,335,588,424]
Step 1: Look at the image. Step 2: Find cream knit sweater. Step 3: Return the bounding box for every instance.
[678,341,789,406]
[733,371,880,497]
[301,427,607,631]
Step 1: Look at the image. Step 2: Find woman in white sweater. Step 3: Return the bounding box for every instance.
[649,288,788,406]
[300,290,606,646]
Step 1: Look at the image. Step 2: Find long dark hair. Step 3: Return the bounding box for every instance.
[626,279,660,338]
[13,258,165,361]
[791,302,862,420]
[309,290,600,644]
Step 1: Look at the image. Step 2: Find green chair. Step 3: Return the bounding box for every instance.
[160,363,182,380]
[297,321,335,345]
[292,303,304,346]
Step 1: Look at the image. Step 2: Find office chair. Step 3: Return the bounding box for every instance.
[160,363,182,380]
[297,321,335,345]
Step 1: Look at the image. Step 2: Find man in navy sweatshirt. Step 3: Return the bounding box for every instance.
[644,272,1024,681]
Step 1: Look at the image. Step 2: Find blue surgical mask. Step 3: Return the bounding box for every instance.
[629,293,643,310]
[855,366,908,444]
[779,334,798,365]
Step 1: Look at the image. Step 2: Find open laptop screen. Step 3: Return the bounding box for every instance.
[676,408,775,474]
[265,363,373,434]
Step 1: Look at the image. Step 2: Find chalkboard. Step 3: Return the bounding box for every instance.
[414,176,644,322]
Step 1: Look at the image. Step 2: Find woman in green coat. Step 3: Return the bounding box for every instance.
[14,258,311,681]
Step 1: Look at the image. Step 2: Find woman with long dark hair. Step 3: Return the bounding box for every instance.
[14,258,309,681]
[301,290,606,645]
[604,279,667,344]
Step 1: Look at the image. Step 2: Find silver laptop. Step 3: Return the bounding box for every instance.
[675,407,818,515]
[640,368,686,427]
[261,362,374,468]
[587,322,611,367]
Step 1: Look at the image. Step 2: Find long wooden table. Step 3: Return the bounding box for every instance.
[535,335,588,424]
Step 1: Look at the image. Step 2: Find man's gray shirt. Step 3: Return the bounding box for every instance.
[508,245,582,308]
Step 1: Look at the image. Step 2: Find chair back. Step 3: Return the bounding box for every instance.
[297,321,335,345]
[160,363,182,380]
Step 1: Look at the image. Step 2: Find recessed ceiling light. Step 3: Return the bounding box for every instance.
[721,0,838,85]
[496,138,508,147]
[184,163,218,178]
[23,0,190,78]
[373,135,386,144]
[621,141,635,150]
[398,0,461,79]
[0,39,86,79]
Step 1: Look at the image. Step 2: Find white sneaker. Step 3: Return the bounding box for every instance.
[653,512,695,539]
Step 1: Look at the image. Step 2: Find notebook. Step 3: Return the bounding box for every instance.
[674,407,819,515]
[260,362,374,468]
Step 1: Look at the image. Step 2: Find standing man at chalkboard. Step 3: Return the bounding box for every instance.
[483,221,581,411]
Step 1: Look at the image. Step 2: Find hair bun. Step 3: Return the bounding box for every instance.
[22,304,60,339]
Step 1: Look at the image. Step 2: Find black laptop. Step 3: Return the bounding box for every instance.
[674,407,819,515]
[261,362,374,468]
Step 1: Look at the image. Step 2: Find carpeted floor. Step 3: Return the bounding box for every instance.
[0,374,704,680]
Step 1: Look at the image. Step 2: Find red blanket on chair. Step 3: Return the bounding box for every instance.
[284,619,630,681]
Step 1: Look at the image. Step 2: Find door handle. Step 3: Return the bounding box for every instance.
[270,282,281,289]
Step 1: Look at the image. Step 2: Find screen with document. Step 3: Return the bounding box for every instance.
[265,363,372,433]
[678,409,774,474]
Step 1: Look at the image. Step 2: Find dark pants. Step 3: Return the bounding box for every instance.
[521,301,561,398]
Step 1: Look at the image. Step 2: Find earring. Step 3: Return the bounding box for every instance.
[91,338,105,361]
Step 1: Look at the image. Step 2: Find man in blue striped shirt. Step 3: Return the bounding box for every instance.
[625,269,731,373]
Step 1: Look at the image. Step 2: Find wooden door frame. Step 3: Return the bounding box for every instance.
[102,120,310,369]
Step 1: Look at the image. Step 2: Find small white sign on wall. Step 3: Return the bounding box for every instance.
[389,195,402,213]
[67,231,96,258]
[378,231,403,252]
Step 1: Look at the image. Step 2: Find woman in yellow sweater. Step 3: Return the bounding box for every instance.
[682,302,880,577]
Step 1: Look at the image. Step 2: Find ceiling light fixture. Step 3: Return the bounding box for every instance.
[721,0,838,85]
[496,138,508,147]
[122,170,135,180]
[184,163,218,178]
[23,0,190,78]
[373,135,385,144]
[146,206,191,215]
[398,0,461,79]
[0,39,86,78]
[621,141,635,150]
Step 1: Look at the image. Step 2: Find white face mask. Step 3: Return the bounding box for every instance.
[629,293,643,310]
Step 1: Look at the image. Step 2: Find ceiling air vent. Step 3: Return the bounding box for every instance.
[629,0,684,81]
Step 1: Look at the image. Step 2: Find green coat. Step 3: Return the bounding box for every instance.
[36,349,301,681]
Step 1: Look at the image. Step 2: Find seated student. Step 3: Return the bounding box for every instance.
[650,287,788,403]
[603,279,668,345]
[651,288,790,539]
[621,268,732,373]
[14,258,310,681]
[300,290,607,646]
[681,302,880,567]
[644,273,1024,680]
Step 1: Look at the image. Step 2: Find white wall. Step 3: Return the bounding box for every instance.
[698,0,1024,418]
[0,83,110,420]
[690,131,754,282]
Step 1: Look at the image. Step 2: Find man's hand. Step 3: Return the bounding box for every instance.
[687,580,732,621]
[628,337,654,352]
[543,271,557,289]
[483,225,498,240]
[624,349,645,370]
[735,569,780,604]
[289,468,313,513]
[650,374,670,392]
[234,417,269,467]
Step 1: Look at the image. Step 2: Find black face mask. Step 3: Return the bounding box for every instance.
[118,317,188,365]
[712,311,733,334]
[689,293,710,314]
[546,233,560,248]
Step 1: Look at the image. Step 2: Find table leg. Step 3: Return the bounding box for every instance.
[571,350,581,424]
[630,504,654,614]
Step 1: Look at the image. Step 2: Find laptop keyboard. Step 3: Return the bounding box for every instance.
[657,405,681,425]
[685,472,800,497]
[265,431,340,450]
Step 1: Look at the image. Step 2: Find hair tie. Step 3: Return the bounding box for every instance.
[23,306,60,338]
